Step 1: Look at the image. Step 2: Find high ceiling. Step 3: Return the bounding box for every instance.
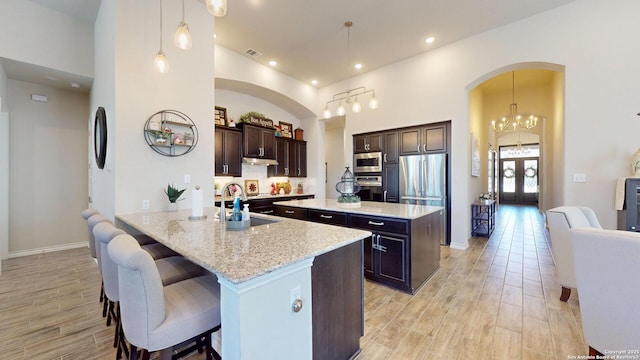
[6,0,574,93]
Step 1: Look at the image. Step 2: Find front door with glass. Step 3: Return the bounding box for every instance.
[499,144,539,205]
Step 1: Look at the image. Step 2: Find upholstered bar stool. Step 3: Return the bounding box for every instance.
[108,234,221,360]
[96,223,209,358]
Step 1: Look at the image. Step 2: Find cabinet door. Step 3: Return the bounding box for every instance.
[214,129,225,175]
[353,135,368,153]
[269,137,289,177]
[376,232,408,285]
[295,141,307,177]
[225,130,242,177]
[261,128,275,158]
[363,235,374,277]
[399,128,421,155]
[368,133,384,152]
[243,125,262,157]
[423,125,446,153]
[215,129,242,177]
[383,163,399,203]
[383,131,399,164]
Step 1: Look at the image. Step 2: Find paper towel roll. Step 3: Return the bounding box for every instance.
[192,185,203,217]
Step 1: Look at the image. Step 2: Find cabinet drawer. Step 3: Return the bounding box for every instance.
[349,215,409,234]
[308,209,348,226]
[275,206,308,220]
[252,206,275,215]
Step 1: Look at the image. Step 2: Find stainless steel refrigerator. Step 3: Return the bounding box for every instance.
[399,154,448,245]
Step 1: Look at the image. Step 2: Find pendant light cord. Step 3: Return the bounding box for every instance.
[159,0,163,52]
[345,21,352,93]
[181,0,185,23]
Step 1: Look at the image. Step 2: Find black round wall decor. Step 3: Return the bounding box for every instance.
[94,107,107,169]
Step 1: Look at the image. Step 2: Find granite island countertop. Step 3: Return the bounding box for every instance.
[115,207,370,285]
[273,198,443,219]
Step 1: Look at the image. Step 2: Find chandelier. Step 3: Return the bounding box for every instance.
[323,21,378,119]
[491,71,541,132]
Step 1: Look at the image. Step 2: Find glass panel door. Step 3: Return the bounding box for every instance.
[499,158,538,205]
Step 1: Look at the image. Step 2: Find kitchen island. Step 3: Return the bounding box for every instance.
[274,199,444,293]
[115,207,370,360]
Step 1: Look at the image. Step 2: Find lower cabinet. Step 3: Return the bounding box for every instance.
[311,240,363,360]
[274,204,441,294]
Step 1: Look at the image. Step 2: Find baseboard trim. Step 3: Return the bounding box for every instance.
[8,242,88,258]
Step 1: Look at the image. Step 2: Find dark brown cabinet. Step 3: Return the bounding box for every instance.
[242,123,275,159]
[214,127,242,177]
[400,124,447,155]
[383,131,399,164]
[354,133,383,153]
[308,209,348,226]
[383,163,399,203]
[290,140,307,177]
[274,205,308,220]
[268,138,307,177]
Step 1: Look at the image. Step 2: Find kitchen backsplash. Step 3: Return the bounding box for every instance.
[214,164,314,196]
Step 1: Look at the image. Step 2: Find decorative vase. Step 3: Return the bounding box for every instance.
[167,202,179,212]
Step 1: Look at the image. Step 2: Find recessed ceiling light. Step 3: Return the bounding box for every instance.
[354,63,362,70]
[214,33,217,38]
[311,80,318,86]
[70,82,80,88]
[425,37,435,44]
[269,60,277,67]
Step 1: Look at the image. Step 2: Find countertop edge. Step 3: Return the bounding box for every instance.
[273,199,443,220]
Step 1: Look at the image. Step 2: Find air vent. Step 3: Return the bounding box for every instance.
[244,48,263,58]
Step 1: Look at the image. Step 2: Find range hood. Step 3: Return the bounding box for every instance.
[242,157,279,166]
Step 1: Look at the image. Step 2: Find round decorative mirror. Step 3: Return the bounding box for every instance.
[94,107,107,169]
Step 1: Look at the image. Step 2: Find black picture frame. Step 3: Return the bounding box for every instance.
[94,107,107,169]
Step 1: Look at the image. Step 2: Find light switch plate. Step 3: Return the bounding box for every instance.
[184,174,191,184]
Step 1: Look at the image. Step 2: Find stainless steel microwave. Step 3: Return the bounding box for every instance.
[353,152,383,173]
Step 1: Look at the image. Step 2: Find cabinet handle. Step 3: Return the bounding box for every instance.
[320,214,333,219]
[383,190,387,203]
[368,220,385,226]
[384,153,387,163]
[423,144,427,153]
[285,210,295,214]
[298,168,301,176]
[285,168,288,176]
[372,234,379,250]
[260,209,274,214]
[377,235,387,252]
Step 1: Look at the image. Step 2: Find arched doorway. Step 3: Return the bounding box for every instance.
[468,63,565,212]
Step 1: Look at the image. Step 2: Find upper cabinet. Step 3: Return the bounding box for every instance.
[354,133,383,153]
[400,124,447,155]
[241,123,275,159]
[215,127,242,177]
[383,131,399,164]
[268,137,307,177]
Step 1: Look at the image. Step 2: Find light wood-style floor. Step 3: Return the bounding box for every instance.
[0,205,587,359]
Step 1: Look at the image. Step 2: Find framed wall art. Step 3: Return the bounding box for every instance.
[279,121,293,138]
[214,106,227,126]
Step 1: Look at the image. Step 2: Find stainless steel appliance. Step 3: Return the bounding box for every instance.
[355,175,383,202]
[399,154,448,245]
[353,152,383,173]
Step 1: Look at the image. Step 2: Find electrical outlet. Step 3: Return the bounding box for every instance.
[142,200,150,209]
[184,174,191,184]
[572,173,586,183]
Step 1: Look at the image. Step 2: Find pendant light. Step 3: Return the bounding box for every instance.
[154,0,169,73]
[206,0,227,17]
[323,21,379,119]
[174,0,192,50]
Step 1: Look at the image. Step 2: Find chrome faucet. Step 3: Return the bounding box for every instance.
[219,182,247,224]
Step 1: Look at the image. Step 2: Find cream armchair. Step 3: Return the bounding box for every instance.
[545,206,602,301]
[570,227,640,356]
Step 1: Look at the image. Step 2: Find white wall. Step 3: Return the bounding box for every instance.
[0,0,93,77]
[0,63,8,265]
[92,0,216,219]
[7,80,89,254]
[312,0,640,247]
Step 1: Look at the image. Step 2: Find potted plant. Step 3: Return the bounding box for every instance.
[164,183,186,212]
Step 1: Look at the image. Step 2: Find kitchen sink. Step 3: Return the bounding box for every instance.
[249,217,279,227]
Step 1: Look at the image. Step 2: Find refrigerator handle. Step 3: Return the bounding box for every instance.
[383,190,387,202]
